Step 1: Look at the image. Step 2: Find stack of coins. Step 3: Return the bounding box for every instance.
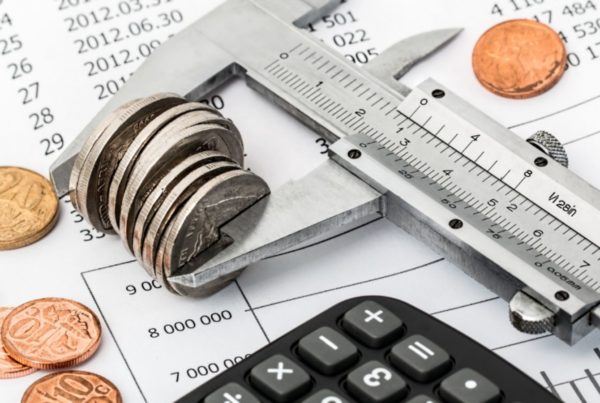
[0,298,121,402]
[69,94,270,294]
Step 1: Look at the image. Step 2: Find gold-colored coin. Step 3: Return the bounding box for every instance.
[0,167,59,250]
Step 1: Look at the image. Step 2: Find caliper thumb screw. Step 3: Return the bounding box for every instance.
[527,131,569,168]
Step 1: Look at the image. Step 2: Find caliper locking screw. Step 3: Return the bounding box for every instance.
[527,131,569,168]
[509,291,556,335]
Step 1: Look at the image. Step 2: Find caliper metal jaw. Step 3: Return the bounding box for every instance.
[180,78,600,346]
[49,0,600,346]
[168,161,385,296]
[49,2,459,293]
[49,0,460,197]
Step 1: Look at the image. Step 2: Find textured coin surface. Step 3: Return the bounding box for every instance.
[129,151,233,257]
[121,116,241,246]
[1,298,101,369]
[139,161,240,278]
[119,111,237,251]
[156,219,180,293]
[0,308,37,379]
[75,93,184,233]
[472,19,566,99]
[160,169,270,279]
[68,98,139,211]
[21,370,122,403]
[0,167,59,250]
[108,102,221,232]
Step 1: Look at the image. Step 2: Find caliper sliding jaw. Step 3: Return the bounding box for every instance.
[174,79,600,346]
[50,0,600,345]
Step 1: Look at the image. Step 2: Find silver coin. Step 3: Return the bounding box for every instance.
[168,269,246,297]
[159,169,270,279]
[128,151,233,259]
[119,110,240,245]
[155,219,179,292]
[73,94,182,221]
[108,102,221,232]
[117,108,234,227]
[138,161,241,278]
[141,162,240,280]
[119,115,244,245]
[69,97,140,210]
[75,93,184,232]
[166,248,246,296]
[157,215,233,295]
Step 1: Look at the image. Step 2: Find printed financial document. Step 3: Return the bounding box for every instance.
[1,0,600,401]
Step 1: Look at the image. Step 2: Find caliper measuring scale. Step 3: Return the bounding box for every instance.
[50,0,600,344]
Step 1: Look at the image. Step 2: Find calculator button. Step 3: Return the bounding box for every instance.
[346,360,408,403]
[302,389,349,403]
[406,395,440,403]
[439,368,501,403]
[390,334,451,382]
[249,354,311,402]
[298,326,358,375]
[342,301,403,347]
[204,382,260,403]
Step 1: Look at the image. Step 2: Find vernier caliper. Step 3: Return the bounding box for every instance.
[50,0,600,345]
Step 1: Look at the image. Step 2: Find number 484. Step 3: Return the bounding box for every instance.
[491,0,597,17]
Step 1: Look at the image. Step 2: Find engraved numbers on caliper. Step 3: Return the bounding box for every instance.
[350,88,600,295]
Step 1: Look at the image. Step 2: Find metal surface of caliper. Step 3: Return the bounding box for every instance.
[50,0,600,345]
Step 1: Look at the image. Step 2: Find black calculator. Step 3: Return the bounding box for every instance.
[176,296,560,403]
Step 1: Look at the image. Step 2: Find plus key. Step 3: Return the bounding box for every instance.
[342,301,404,348]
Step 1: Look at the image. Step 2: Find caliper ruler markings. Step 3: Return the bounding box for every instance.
[51,0,600,343]
[403,96,600,291]
[262,39,600,297]
[263,41,401,140]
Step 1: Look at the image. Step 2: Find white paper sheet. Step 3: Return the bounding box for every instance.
[1,0,600,401]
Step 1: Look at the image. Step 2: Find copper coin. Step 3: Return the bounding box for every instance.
[0,167,59,250]
[472,19,566,99]
[1,298,101,369]
[0,308,37,379]
[21,370,122,403]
